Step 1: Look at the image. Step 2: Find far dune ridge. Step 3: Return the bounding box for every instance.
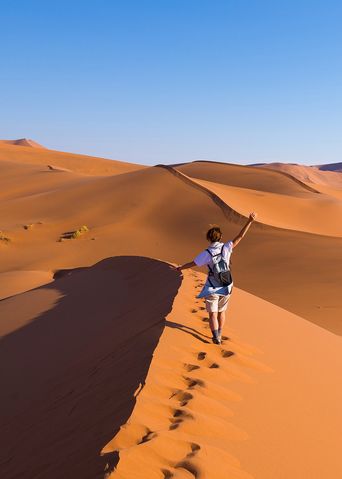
[0,138,45,148]
[0,139,146,176]
[250,161,342,189]
[315,161,342,172]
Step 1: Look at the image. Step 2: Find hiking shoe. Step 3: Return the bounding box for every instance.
[212,337,221,345]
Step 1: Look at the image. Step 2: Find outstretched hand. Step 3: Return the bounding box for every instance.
[249,211,257,222]
[171,264,182,272]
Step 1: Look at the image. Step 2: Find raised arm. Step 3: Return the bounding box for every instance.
[232,212,257,248]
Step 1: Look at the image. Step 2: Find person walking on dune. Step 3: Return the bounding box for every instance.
[176,212,257,345]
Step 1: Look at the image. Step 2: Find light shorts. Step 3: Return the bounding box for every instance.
[205,293,230,313]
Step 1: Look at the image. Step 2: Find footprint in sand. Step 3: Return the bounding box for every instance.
[169,408,194,430]
[209,362,220,369]
[184,363,200,372]
[161,469,173,479]
[162,443,201,478]
[175,459,200,478]
[197,351,207,361]
[184,377,205,389]
[138,428,158,444]
[221,350,235,358]
[172,390,194,407]
[186,443,201,458]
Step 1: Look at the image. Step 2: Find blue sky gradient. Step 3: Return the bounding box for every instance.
[1,0,341,165]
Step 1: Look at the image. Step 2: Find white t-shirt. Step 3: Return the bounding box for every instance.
[194,241,234,297]
[194,241,233,268]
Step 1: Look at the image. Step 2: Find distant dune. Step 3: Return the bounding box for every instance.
[0,138,45,148]
[251,161,342,189]
[0,147,341,478]
[316,161,342,172]
[0,139,145,176]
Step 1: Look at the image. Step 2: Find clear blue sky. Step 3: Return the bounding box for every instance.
[1,0,341,165]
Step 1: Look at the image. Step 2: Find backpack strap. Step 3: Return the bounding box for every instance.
[206,247,222,257]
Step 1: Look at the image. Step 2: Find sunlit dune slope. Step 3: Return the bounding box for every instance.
[0,140,145,175]
[191,177,342,237]
[228,285,342,479]
[1,163,341,332]
[0,257,181,479]
[103,269,342,479]
[175,160,320,196]
[252,162,342,189]
[0,270,53,300]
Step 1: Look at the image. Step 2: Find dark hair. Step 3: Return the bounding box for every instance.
[206,226,222,243]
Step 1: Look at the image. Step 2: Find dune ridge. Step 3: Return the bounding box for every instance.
[103,269,342,479]
[103,268,266,479]
[0,140,145,176]
[0,138,45,148]
[315,162,342,172]
[0,257,181,478]
[156,164,246,225]
[251,162,342,189]
[189,177,342,237]
[177,160,322,195]
[1,162,342,331]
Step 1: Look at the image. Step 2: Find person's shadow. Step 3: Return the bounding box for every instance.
[0,256,181,479]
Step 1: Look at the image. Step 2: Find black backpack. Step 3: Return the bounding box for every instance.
[206,244,232,287]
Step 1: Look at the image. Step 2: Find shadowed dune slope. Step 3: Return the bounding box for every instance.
[317,161,342,172]
[0,141,145,176]
[0,256,181,479]
[176,161,320,196]
[252,162,342,189]
[0,164,341,332]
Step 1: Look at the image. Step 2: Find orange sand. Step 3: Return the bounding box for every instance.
[0,145,341,478]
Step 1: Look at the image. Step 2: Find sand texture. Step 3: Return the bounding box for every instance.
[0,147,341,478]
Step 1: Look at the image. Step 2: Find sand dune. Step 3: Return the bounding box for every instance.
[2,264,341,478]
[175,160,320,196]
[0,257,181,478]
[0,270,53,300]
[316,161,342,172]
[0,140,145,176]
[105,269,342,479]
[251,162,342,189]
[1,162,342,332]
[0,138,45,148]
[1,146,341,479]
[191,177,342,237]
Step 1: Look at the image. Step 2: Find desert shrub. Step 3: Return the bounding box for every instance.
[59,225,89,241]
[0,231,11,243]
[71,225,89,239]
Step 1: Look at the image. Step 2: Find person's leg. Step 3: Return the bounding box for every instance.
[217,295,230,340]
[205,295,220,343]
[218,310,226,331]
[209,312,219,333]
